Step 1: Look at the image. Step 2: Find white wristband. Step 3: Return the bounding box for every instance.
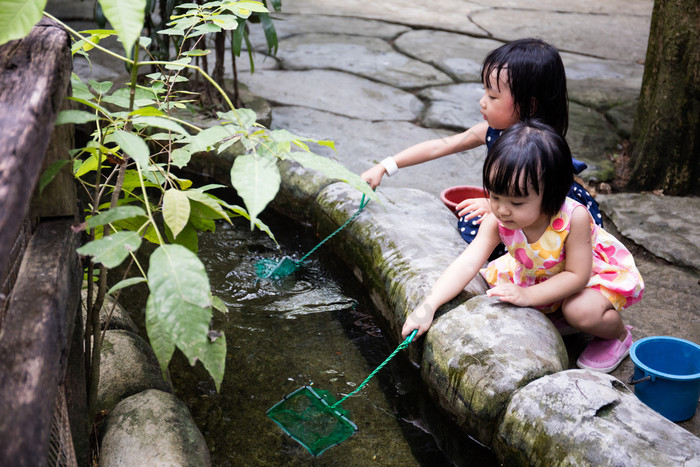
[380,157,398,177]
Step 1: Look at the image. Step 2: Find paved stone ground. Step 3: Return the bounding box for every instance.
[48,0,700,438]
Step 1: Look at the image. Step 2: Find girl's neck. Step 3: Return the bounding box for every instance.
[520,213,551,243]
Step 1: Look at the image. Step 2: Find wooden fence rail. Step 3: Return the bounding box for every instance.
[0,17,84,466]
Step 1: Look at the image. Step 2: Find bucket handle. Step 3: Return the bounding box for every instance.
[627,374,651,385]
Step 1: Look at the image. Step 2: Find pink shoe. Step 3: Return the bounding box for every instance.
[577,326,633,373]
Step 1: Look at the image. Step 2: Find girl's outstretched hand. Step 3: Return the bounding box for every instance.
[456,197,491,222]
[486,283,531,307]
[361,164,386,189]
[401,302,435,339]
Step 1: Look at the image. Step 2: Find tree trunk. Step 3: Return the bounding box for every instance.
[628,0,700,195]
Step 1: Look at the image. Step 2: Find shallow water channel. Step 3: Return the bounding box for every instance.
[167,215,497,466]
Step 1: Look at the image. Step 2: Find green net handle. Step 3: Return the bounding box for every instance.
[331,329,418,409]
[297,194,370,265]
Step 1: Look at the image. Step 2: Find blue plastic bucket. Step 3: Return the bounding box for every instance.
[629,336,700,422]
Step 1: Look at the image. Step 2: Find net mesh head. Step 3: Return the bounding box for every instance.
[255,256,300,279]
[267,386,358,456]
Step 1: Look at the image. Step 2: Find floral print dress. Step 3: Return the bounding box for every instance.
[481,197,644,313]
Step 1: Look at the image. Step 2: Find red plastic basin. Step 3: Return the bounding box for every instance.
[440,185,488,215]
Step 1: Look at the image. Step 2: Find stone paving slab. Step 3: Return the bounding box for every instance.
[393,31,504,83]
[598,194,700,272]
[471,8,651,61]
[269,106,486,191]
[241,69,423,120]
[272,33,453,89]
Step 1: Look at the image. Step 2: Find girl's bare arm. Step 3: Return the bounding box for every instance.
[402,214,501,337]
[362,122,489,189]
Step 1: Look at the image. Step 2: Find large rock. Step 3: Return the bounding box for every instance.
[494,370,700,465]
[97,330,173,413]
[81,286,139,334]
[100,389,211,467]
[423,295,567,445]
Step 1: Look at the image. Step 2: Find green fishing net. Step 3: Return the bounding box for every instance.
[255,194,370,280]
[255,256,300,279]
[267,386,358,456]
[267,330,417,456]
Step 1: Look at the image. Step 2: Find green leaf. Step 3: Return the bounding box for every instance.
[74,153,101,178]
[108,277,147,295]
[39,160,70,193]
[287,151,377,201]
[211,295,228,314]
[188,203,217,233]
[55,110,99,125]
[146,294,176,374]
[217,109,257,129]
[224,1,268,14]
[89,79,113,95]
[184,190,231,223]
[259,12,278,55]
[146,245,224,389]
[70,74,95,101]
[166,221,199,253]
[133,116,190,136]
[86,205,147,230]
[107,130,150,167]
[191,124,239,152]
[163,189,191,238]
[0,0,47,46]
[97,0,147,56]
[230,153,280,228]
[171,146,192,168]
[130,106,167,117]
[183,333,226,392]
[77,231,142,268]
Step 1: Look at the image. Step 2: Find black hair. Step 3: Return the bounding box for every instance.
[483,120,573,218]
[481,38,569,136]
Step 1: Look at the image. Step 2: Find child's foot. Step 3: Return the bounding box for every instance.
[576,326,633,373]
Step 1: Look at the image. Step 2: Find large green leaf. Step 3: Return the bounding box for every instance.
[146,245,224,389]
[106,130,150,167]
[163,188,190,238]
[97,0,147,57]
[77,231,142,268]
[55,110,99,125]
[145,295,176,374]
[230,153,280,227]
[86,205,147,230]
[0,0,47,46]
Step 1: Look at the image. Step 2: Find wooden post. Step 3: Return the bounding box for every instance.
[0,17,72,281]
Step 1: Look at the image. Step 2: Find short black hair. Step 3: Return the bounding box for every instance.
[482,38,569,136]
[483,120,573,218]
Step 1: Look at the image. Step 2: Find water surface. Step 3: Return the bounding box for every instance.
[168,217,497,466]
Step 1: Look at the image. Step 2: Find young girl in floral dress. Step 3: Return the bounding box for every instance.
[401,120,644,373]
